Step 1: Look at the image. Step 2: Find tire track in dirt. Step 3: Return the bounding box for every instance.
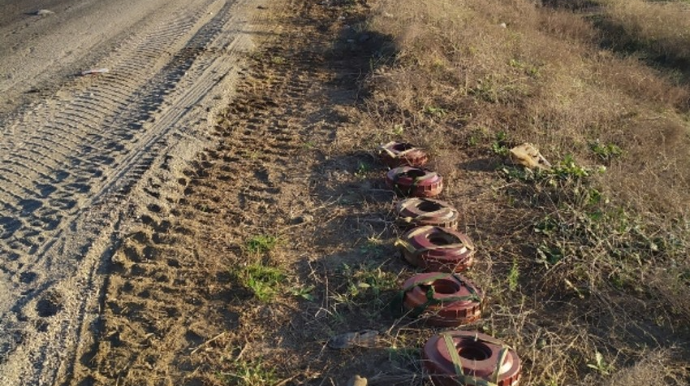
[0,0,262,384]
[74,6,347,382]
[0,3,214,267]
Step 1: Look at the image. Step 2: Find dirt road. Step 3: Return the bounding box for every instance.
[0,0,265,383]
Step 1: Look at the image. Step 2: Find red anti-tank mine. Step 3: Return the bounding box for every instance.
[401,272,483,327]
[395,197,459,229]
[386,166,443,197]
[423,331,521,386]
[378,141,429,168]
[397,226,475,272]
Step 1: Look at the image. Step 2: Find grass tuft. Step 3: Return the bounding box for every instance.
[233,262,286,302]
[329,263,399,319]
[219,358,278,386]
[245,234,278,255]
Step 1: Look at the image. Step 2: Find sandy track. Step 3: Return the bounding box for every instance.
[0,0,265,384]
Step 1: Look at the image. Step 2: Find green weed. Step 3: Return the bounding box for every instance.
[331,263,398,313]
[501,155,605,189]
[289,284,315,302]
[238,263,286,302]
[550,155,599,180]
[590,141,623,162]
[220,358,278,386]
[422,105,447,117]
[469,76,500,103]
[354,161,371,179]
[491,131,510,156]
[509,58,540,77]
[358,236,386,258]
[507,259,520,292]
[246,235,278,255]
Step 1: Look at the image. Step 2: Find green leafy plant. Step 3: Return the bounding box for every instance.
[289,284,315,301]
[501,155,604,186]
[590,141,623,162]
[509,58,540,77]
[550,155,594,179]
[535,242,565,268]
[491,131,510,157]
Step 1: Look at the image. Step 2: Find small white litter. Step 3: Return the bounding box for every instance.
[81,68,110,76]
[35,9,54,16]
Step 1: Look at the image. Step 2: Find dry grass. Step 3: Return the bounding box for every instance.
[606,349,689,385]
[341,0,690,384]
[599,0,690,65]
[367,0,690,212]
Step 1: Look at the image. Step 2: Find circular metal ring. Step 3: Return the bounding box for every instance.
[396,198,459,229]
[398,226,475,272]
[423,331,521,386]
[402,272,483,327]
[378,141,429,168]
[386,166,443,197]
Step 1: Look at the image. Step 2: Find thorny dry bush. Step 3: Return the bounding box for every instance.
[331,0,690,384]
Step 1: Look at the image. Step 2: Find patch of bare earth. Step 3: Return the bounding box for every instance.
[68,1,413,385]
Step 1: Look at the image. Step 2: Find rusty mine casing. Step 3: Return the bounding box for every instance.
[395,197,460,230]
[423,331,521,386]
[386,166,443,198]
[402,272,483,327]
[378,141,429,168]
[398,226,475,272]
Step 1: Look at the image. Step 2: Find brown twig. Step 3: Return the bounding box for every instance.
[190,332,226,355]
